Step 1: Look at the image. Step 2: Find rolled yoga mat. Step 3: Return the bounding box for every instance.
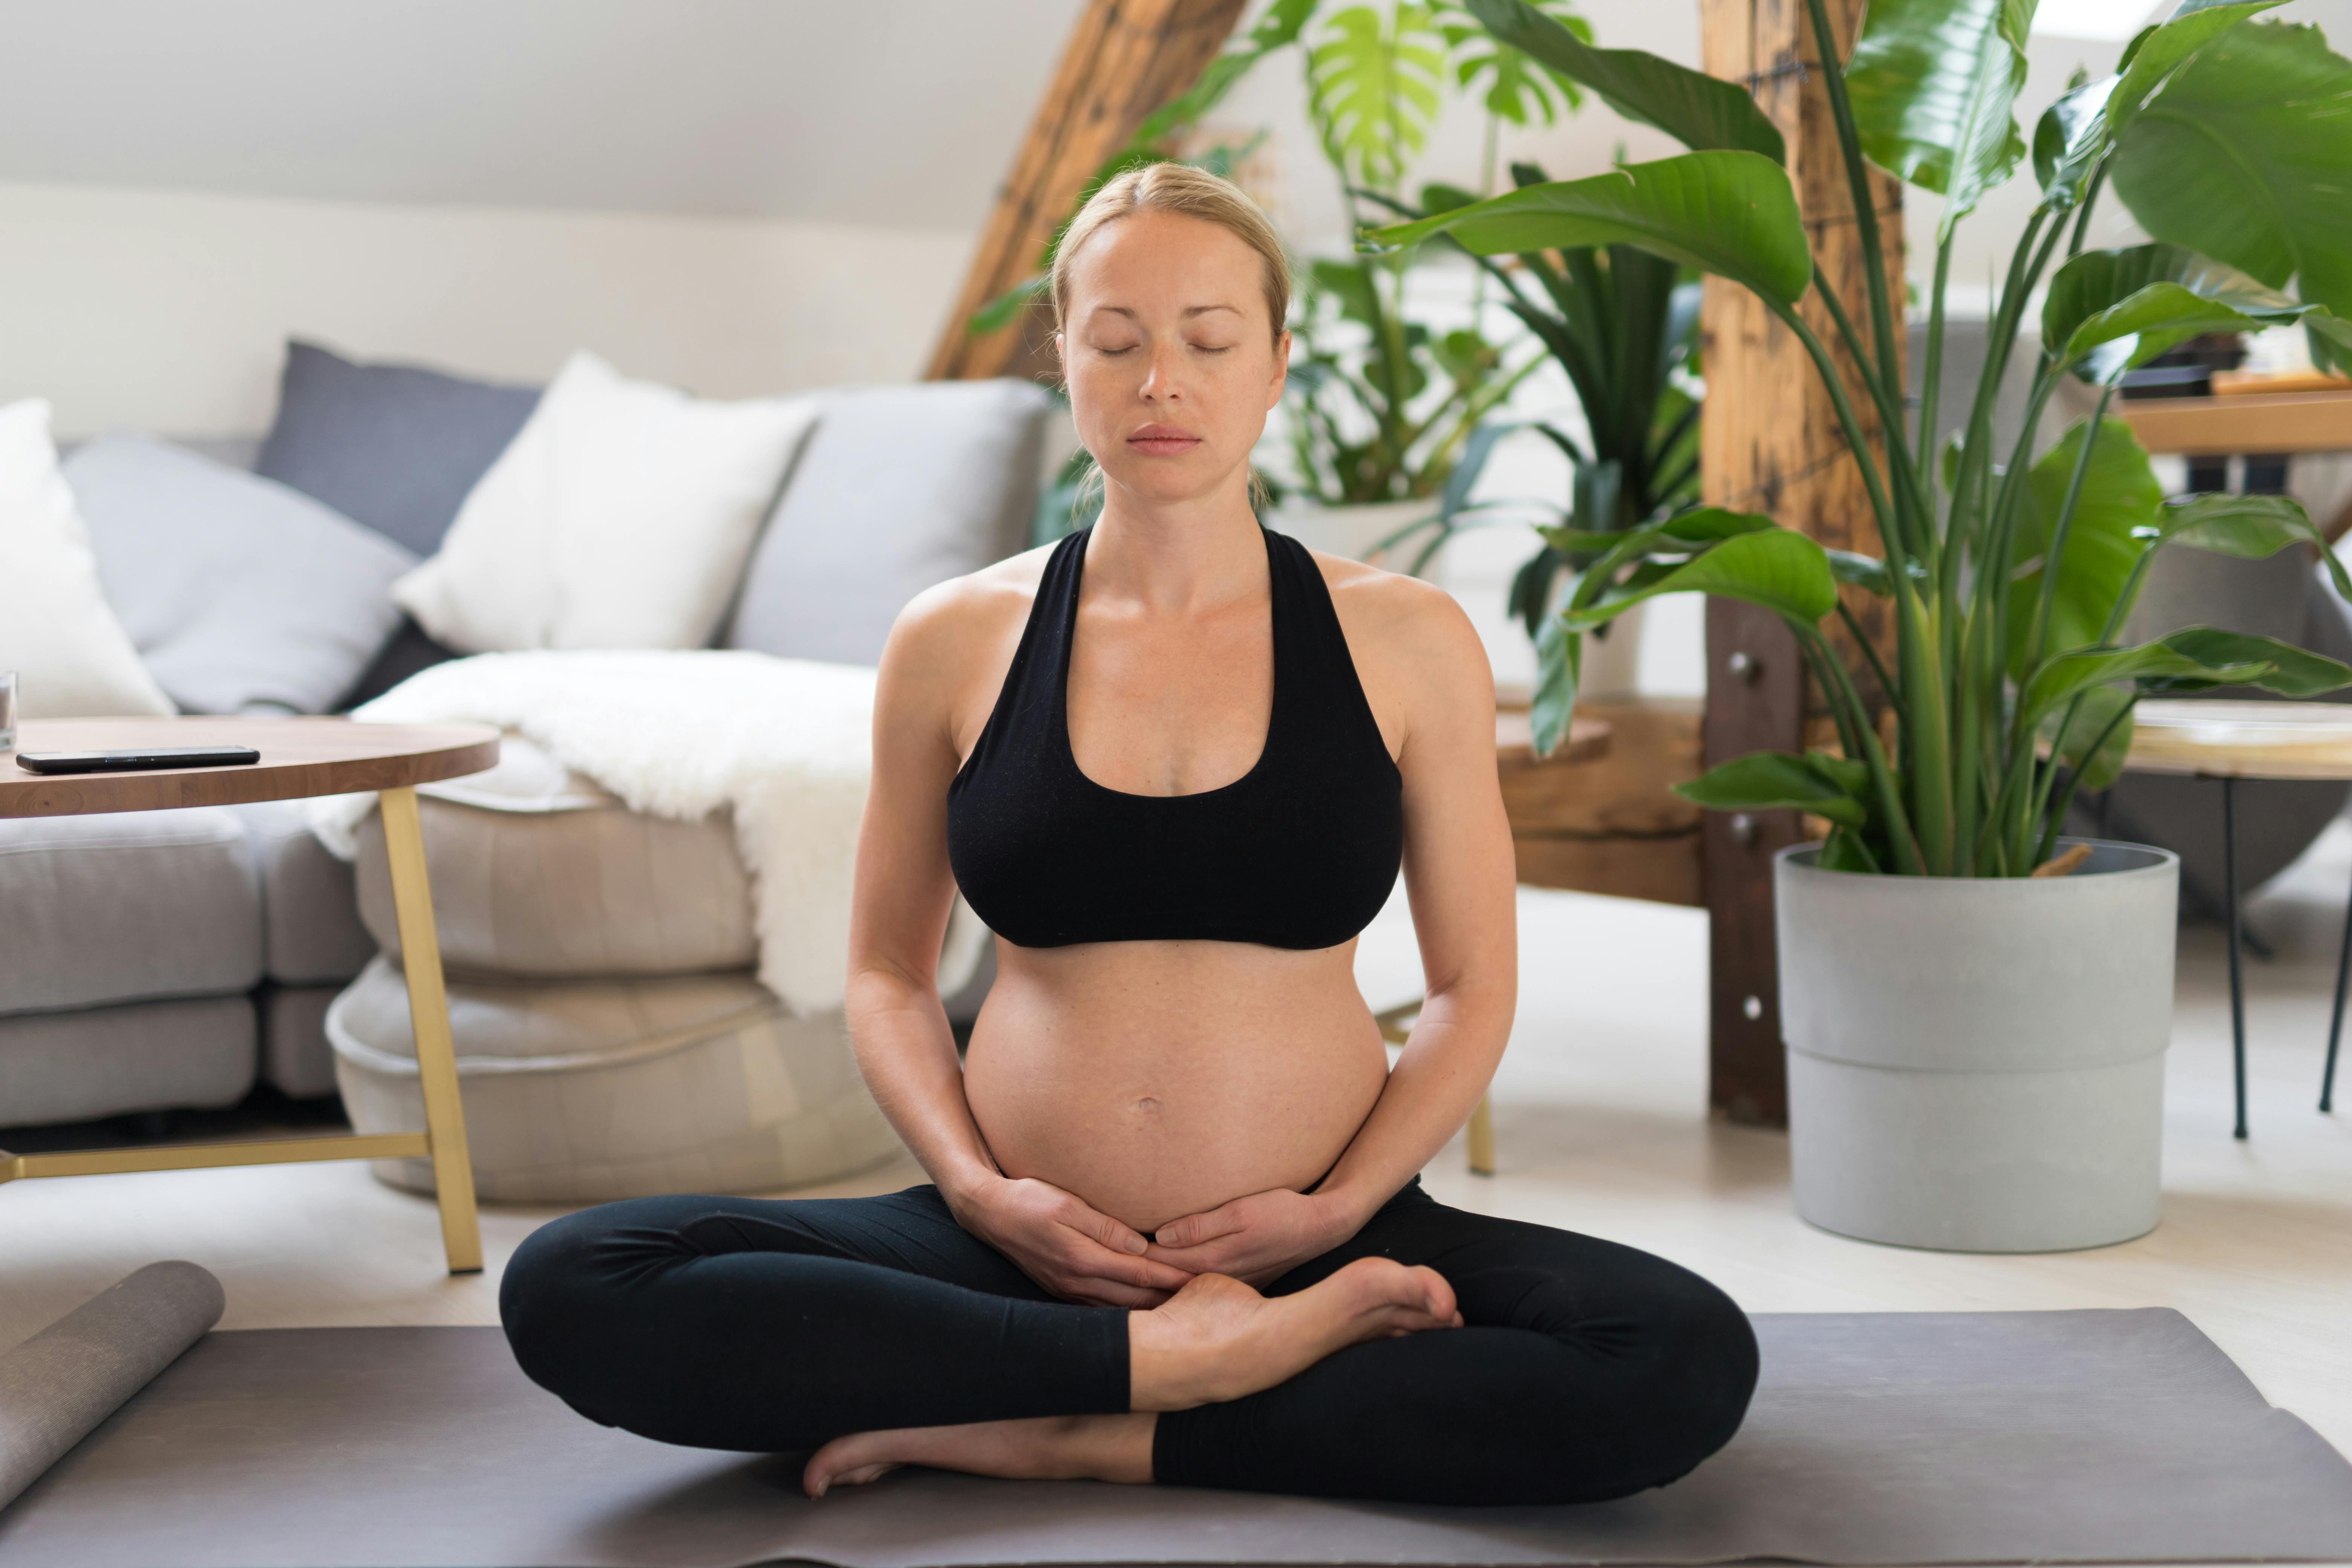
[0,1262,222,1514]
[3,1306,2351,1567]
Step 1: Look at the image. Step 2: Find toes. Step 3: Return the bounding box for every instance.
[804,1434,888,1498]
[1413,1265,1460,1323]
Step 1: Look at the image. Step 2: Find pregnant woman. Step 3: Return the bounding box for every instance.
[502,163,1757,1507]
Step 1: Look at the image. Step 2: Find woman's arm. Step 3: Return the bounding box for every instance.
[1146,571,1519,1282]
[849,577,1196,1308]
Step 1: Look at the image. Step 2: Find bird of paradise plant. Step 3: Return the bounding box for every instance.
[1368,0,2352,877]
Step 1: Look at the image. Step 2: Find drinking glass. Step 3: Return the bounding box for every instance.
[0,671,14,753]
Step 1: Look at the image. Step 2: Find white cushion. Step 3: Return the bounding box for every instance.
[391,352,820,654]
[0,400,174,719]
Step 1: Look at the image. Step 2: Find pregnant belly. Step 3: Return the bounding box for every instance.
[962,941,1390,1236]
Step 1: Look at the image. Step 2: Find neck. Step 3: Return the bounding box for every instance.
[1087,480,1265,614]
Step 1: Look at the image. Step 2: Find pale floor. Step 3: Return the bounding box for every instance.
[2,825,2349,1511]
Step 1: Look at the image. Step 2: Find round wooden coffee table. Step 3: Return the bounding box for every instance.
[0,716,500,1273]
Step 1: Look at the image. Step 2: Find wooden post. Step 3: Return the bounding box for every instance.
[925,0,1249,383]
[1697,0,1904,1126]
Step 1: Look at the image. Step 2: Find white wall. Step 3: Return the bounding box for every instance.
[0,180,977,440]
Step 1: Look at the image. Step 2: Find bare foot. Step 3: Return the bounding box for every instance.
[803,1412,1155,1498]
[1128,1257,1459,1411]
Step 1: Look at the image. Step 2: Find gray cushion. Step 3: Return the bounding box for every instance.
[67,435,417,716]
[0,995,255,1129]
[0,809,262,1015]
[231,801,377,985]
[258,983,341,1100]
[256,340,540,558]
[725,379,1051,666]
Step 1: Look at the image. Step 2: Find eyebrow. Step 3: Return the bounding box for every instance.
[1089,304,1245,320]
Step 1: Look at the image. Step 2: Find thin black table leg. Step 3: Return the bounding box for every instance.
[2326,861,2352,1115]
[2224,775,2249,1140]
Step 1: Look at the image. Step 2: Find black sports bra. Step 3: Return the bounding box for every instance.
[946,525,1403,950]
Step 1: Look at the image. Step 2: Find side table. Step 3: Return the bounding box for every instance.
[0,716,500,1273]
[2122,700,2352,1139]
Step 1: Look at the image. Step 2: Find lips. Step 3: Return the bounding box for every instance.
[1127,424,1202,456]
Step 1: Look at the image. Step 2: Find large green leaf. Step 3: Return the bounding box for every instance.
[2043,683,2137,793]
[2106,0,2282,145]
[1308,4,1449,193]
[2017,637,2269,729]
[2032,72,2116,210]
[1531,603,1580,755]
[2151,491,2352,599]
[2021,627,2352,729]
[2146,628,2352,696]
[1462,0,1784,160]
[1434,0,1588,126]
[1536,505,1778,556]
[2110,21,2352,366]
[2030,2,2280,210]
[1845,0,2031,237]
[1364,152,1811,306]
[2005,416,2161,677]
[1558,526,1838,629]
[2043,244,2352,381]
[1674,750,1873,829]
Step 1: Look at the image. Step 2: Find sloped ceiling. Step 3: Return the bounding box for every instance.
[0,0,1089,228]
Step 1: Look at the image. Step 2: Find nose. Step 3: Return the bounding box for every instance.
[1139,340,1184,403]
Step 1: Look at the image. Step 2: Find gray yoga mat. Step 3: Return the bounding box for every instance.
[0,1262,220,1515]
[2,1309,2350,1568]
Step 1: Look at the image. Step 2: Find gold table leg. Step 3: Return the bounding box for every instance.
[1465,1095,1497,1177]
[378,786,482,1274]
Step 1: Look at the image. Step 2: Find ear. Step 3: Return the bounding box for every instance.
[1266,328,1291,409]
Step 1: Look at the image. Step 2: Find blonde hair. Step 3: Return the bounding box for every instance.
[1049,162,1291,348]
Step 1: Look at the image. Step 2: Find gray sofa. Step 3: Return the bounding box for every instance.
[0,342,1050,1133]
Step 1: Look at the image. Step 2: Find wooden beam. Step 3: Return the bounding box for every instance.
[926,0,1249,383]
[1697,0,1903,1127]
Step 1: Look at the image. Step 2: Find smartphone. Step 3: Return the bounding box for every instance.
[15,746,262,775]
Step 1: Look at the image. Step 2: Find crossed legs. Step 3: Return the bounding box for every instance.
[500,1181,1757,1507]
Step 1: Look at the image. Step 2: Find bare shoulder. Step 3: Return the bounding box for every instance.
[882,542,1053,675]
[1305,549,1493,761]
[876,541,1058,756]
[1309,550,1488,686]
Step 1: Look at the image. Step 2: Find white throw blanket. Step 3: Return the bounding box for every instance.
[307,649,988,1016]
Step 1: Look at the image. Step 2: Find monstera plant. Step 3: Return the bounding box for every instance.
[1370,0,2352,880]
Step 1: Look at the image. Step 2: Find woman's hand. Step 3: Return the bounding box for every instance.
[1142,1188,1358,1288]
[950,1175,1198,1308]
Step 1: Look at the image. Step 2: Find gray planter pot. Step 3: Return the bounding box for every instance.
[1775,839,2179,1253]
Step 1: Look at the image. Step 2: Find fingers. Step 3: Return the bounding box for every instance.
[1063,1196,1152,1258]
[1061,1278,1176,1309]
[1101,1251,1197,1292]
[1151,1202,1246,1250]
[1140,1239,1244,1276]
[1062,1229,1194,1293]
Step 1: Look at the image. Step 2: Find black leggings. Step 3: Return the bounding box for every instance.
[500,1179,1758,1507]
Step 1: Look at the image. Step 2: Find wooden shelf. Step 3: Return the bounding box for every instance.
[1496,698,1703,907]
[2118,390,2352,456]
